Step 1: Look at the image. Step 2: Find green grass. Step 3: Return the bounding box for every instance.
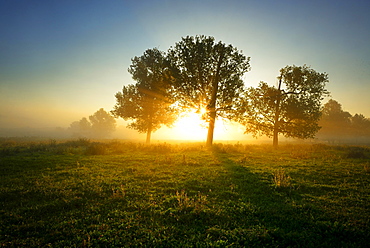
[1,140,369,247]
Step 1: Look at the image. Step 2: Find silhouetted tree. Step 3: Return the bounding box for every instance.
[321,99,352,123]
[112,48,177,143]
[318,99,370,143]
[68,117,91,137]
[89,108,116,138]
[235,65,329,148]
[319,99,352,138]
[351,114,370,137]
[168,35,251,146]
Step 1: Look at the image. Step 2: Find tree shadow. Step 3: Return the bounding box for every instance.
[211,151,369,247]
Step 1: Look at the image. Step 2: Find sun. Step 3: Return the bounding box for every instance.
[170,110,208,140]
[160,108,231,141]
[155,108,238,141]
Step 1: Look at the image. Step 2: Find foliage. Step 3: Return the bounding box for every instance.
[319,99,352,137]
[168,35,251,146]
[1,140,369,247]
[68,109,116,139]
[318,99,370,143]
[68,117,91,137]
[112,48,178,143]
[351,114,370,136]
[236,65,329,147]
[89,108,116,138]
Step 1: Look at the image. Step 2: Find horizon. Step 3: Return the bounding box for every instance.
[1,0,369,141]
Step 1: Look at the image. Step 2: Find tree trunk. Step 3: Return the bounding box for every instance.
[206,110,216,146]
[146,128,152,144]
[273,127,278,148]
[206,50,224,147]
[146,116,152,144]
[146,104,153,145]
[273,78,282,149]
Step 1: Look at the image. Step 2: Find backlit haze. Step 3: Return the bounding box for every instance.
[1,0,369,141]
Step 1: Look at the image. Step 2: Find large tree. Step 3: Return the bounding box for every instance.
[111,48,177,143]
[168,35,251,146]
[236,65,329,147]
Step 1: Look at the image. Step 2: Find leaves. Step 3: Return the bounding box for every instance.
[69,109,116,138]
[168,35,251,117]
[112,49,178,138]
[167,35,250,145]
[113,37,332,146]
[89,108,116,138]
[235,65,330,144]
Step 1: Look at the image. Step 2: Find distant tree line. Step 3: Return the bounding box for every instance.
[317,99,370,143]
[69,108,116,139]
[112,35,331,147]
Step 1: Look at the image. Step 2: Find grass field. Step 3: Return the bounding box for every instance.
[1,139,369,247]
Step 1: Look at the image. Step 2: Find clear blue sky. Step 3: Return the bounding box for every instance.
[1,0,369,130]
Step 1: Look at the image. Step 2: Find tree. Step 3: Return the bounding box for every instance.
[168,35,251,146]
[236,65,329,148]
[350,114,370,137]
[318,99,370,143]
[321,99,352,123]
[319,99,352,138]
[111,48,177,144]
[89,108,116,138]
[68,117,91,137]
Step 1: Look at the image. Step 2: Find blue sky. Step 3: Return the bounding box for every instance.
[1,0,369,134]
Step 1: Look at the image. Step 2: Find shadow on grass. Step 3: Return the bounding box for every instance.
[213,152,369,248]
[1,145,369,247]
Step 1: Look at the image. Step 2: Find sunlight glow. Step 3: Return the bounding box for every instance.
[166,108,231,141]
[172,111,208,140]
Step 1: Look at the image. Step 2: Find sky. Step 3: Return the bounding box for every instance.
[0,0,369,139]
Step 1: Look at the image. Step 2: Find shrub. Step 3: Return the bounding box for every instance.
[272,168,292,188]
[346,151,367,159]
[86,143,107,155]
[175,190,208,213]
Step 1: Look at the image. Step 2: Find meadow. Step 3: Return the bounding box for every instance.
[1,139,369,247]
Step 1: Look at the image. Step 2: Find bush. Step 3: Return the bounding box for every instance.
[346,147,368,159]
[272,168,292,188]
[86,143,107,155]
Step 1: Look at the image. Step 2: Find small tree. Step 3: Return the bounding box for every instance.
[319,99,370,142]
[89,108,116,138]
[168,35,250,146]
[321,99,352,123]
[68,117,91,137]
[351,114,370,138]
[236,65,329,147]
[112,48,177,143]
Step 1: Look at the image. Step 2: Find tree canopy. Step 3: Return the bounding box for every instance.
[89,108,116,138]
[111,36,340,146]
[111,48,177,144]
[168,35,251,146]
[235,65,329,147]
[318,99,370,143]
[69,117,91,138]
[68,109,116,138]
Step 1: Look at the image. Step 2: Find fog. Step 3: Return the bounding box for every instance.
[1,0,369,146]
[1,101,369,146]
[1,123,369,146]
